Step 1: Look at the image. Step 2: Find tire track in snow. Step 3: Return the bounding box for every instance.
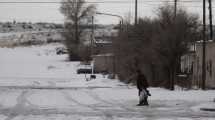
[0,89,214,119]
[3,90,37,120]
[0,86,112,90]
[85,90,137,112]
[65,89,215,119]
[61,91,114,120]
[62,89,215,119]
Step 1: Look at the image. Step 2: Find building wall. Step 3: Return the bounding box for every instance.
[193,42,215,88]
[93,54,114,73]
[181,52,195,74]
[94,43,113,54]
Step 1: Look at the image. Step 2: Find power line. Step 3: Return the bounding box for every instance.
[0,1,214,8]
[0,5,212,9]
[0,1,205,4]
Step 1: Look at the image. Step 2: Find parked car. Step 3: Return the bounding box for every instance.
[77,65,93,74]
[56,47,67,55]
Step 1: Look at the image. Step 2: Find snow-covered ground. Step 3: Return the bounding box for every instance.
[0,30,62,47]
[0,43,214,120]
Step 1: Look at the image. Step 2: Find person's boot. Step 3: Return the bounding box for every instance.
[143,98,149,106]
[146,90,151,96]
[137,100,144,106]
[137,103,144,106]
[143,102,149,106]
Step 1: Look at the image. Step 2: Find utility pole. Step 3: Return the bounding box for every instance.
[208,0,213,40]
[91,16,94,52]
[170,0,177,91]
[135,0,138,25]
[75,0,79,44]
[91,16,95,75]
[174,0,177,18]
[202,0,206,90]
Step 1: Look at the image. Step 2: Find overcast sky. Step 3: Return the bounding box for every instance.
[0,0,213,24]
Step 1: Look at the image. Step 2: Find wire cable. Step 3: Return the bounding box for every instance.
[0,0,204,4]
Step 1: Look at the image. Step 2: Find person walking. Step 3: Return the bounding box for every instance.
[136,69,151,106]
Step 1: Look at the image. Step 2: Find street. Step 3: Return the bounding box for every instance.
[0,44,214,120]
[0,85,214,120]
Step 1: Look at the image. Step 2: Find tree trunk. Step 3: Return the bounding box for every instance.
[170,61,177,90]
[150,63,156,86]
[170,69,175,90]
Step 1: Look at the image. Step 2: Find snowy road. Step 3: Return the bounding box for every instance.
[0,87,215,120]
[0,44,214,120]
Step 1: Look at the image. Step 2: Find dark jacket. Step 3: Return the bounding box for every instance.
[136,73,149,90]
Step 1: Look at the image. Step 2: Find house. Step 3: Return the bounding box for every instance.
[181,43,196,74]
[94,36,113,54]
[192,41,215,89]
[181,41,215,89]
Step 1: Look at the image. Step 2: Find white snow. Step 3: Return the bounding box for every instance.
[149,88,215,102]
[0,43,214,120]
[0,30,62,47]
[191,102,215,112]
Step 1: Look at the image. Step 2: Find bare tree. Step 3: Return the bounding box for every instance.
[114,18,158,84]
[113,5,200,90]
[153,5,200,90]
[60,0,96,61]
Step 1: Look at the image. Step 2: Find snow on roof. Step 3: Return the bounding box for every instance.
[95,40,112,44]
[93,53,114,57]
[196,40,214,43]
